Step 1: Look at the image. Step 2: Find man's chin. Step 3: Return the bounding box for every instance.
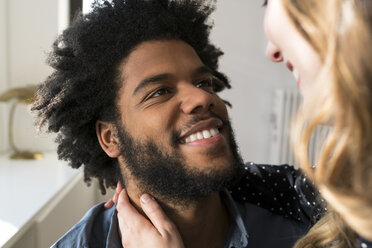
[116,120,244,205]
[138,161,242,205]
[181,147,235,169]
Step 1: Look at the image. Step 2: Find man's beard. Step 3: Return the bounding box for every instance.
[116,117,245,205]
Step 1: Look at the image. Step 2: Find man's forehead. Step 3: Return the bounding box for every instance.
[119,40,210,91]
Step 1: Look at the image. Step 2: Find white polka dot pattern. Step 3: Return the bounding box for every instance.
[360,238,372,248]
[229,163,326,225]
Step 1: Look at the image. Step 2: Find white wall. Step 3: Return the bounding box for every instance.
[0,0,60,154]
[211,0,296,163]
[0,0,9,152]
[0,0,7,92]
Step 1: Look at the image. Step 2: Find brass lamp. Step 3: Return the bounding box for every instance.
[0,85,43,160]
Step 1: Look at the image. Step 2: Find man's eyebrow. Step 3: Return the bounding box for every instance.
[132,66,213,96]
[193,66,213,77]
[133,73,173,95]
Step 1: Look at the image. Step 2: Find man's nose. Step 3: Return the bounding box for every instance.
[266,41,283,62]
[180,85,215,115]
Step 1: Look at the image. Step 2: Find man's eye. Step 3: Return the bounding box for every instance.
[262,0,268,7]
[148,88,170,99]
[195,79,213,89]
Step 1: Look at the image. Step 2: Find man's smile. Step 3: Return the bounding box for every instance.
[177,118,227,148]
[181,127,220,144]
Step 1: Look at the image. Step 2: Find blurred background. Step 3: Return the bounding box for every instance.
[0,0,298,247]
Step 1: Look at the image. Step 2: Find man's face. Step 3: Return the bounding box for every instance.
[115,40,243,202]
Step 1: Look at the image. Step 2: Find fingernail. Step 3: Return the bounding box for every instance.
[140,194,154,204]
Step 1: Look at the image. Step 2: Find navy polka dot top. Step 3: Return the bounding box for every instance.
[227,162,372,248]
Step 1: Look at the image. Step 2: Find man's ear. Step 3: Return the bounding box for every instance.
[96,121,120,158]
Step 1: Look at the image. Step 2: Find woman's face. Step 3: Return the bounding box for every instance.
[264,0,322,103]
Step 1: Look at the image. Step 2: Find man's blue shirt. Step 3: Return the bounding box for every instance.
[52,190,309,248]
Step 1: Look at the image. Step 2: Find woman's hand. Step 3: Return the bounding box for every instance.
[116,189,185,248]
[104,183,184,248]
[103,182,122,210]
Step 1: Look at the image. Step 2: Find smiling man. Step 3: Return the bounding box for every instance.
[33,0,313,247]
[105,40,244,206]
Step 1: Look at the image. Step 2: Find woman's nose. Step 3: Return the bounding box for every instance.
[266,41,283,62]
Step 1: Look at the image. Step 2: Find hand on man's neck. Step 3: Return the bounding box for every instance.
[123,174,231,248]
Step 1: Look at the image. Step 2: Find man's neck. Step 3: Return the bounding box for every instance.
[125,183,230,248]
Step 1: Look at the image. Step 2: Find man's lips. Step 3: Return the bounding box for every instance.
[177,118,223,144]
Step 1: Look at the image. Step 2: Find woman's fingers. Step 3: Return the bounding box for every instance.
[117,189,163,235]
[113,182,122,204]
[104,182,123,209]
[116,190,185,248]
[104,199,115,209]
[117,189,150,229]
[140,194,179,237]
[105,184,178,238]
[117,189,159,247]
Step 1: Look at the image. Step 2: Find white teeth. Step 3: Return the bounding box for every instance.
[293,69,299,81]
[183,128,220,144]
[197,132,203,140]
[210,128,218,136]
[202,130,211,139]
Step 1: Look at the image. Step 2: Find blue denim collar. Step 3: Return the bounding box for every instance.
[221,189,249,248]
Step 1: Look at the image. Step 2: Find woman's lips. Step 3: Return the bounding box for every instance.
[285,61,300,88]
[285,61,294,72]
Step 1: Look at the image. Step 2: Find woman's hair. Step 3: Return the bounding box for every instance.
[282,0,372,247]
[31,0,230,194]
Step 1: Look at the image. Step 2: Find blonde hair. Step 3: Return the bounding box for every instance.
[281,0,372,247]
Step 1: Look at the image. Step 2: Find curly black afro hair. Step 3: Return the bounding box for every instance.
[32,0,231,194]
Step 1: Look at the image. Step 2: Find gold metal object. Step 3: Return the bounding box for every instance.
[0,85,38,104]
[0,85,43,160]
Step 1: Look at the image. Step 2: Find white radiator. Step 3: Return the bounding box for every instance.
[269,89,330,167]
